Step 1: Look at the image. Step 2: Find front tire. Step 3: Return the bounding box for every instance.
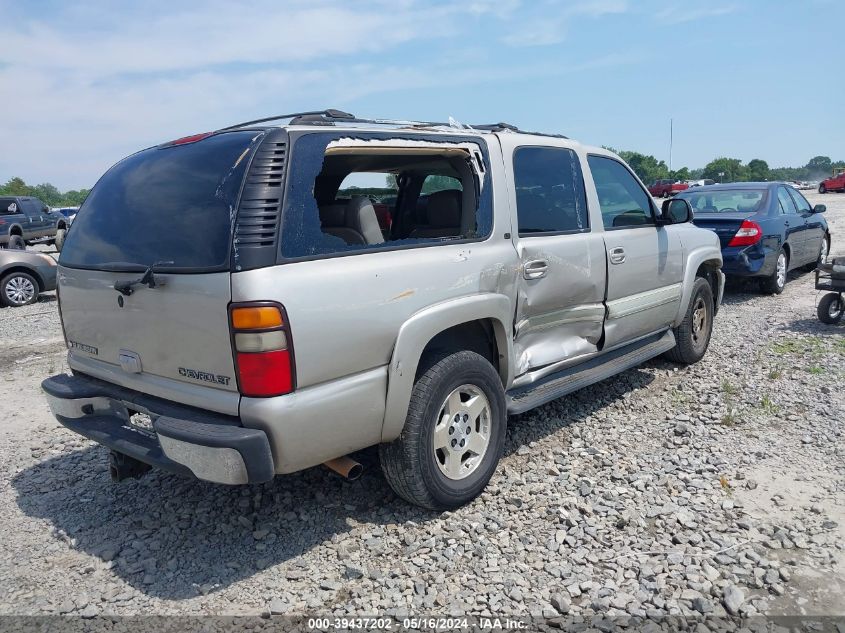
[380,351,507,510]
[819,184,827,194]
[1,271,39,307]
[761,248,788,295]
[54,228,66,252]
[665,277,714,365]
[7,235,25,250]
[818,293,844,325]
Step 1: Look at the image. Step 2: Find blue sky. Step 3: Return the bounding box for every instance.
[1,0,843,190]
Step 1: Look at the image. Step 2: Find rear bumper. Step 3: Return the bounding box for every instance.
[41,373,274,484]
[721,243,775,277]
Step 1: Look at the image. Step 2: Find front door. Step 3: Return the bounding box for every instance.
[20,198,49,238]
[506,141,608,377]
[788,187,824,264]
[776,185,808,265]
[585,154,684,348]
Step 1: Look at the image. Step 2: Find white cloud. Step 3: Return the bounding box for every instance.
[502,0,627,47]
[655,4,736,25]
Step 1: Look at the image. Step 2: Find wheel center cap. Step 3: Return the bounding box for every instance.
[448,412,472,452]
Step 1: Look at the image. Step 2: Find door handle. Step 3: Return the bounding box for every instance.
[609,247,626,265]
[523,259,549,280]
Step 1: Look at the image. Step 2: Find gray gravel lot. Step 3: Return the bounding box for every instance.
[0,192,842,619]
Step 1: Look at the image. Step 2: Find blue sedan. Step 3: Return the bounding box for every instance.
[675,182,830,294]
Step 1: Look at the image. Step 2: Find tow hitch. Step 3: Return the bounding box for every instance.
[108,451,152,482]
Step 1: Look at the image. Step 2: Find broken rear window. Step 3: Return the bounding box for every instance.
[279,132,492,259]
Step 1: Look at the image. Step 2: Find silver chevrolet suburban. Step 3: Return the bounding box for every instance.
[42,110,724,509]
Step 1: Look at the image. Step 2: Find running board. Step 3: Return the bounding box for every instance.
[506,330,676,414]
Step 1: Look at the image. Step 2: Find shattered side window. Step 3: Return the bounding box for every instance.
[280,132,493,259]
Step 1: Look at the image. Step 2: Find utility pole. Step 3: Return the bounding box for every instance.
[669,118,673,174]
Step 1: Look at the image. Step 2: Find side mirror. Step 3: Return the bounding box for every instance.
[661,198,692,224]
[813,204,826,214]
[6,203,17,213]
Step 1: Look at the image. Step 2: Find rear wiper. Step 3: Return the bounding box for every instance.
[113,261,174,296]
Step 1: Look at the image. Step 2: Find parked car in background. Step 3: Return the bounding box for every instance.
[648,178,689,198]
[0,196,68,251]
[0,248,57,307]
[819,171,845,194]
[688,179,715,188]
[52,206,80,224]
[41,111,723,510]
[676,182,830,294]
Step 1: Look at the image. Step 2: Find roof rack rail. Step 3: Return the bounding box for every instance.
[216,109,356,131]
[217,110,568,139]
[472,122,568,139]
[471,122,520,132]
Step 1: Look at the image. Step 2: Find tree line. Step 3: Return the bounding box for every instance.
[0,177,89,207]
[605,150,845,186]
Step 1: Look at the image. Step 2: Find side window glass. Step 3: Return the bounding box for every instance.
[0,199,16,215]
[421,175,462,195]
[787,187,811,214]
[777,187,797,215]
[20,200,39,216]
[512,146,589,235]
[587,155,655,229]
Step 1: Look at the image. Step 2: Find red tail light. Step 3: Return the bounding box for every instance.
[163,132,212,147]
[229,303,295,397]
[728,219,762,247]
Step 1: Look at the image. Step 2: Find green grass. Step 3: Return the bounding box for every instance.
[759,394,780,415]
[767,368,782,380]
[721,410,739,426]
[807,366,825,375]
[770,337,829,362]
[721,379,739,396]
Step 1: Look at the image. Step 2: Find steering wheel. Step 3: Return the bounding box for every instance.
[718,207,737,213]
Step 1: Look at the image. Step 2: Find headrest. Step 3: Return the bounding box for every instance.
[347,196,384,244]
[426,190,461,227]
[319,204,346,227]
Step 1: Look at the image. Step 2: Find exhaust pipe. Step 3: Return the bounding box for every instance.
[323,456,363,481]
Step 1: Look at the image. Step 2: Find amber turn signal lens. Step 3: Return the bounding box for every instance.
[231,306,283,330]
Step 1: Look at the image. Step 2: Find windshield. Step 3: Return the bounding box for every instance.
[59,131,262,272]
[679,188,767,213]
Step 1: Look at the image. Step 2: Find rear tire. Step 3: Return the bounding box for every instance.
[817,293,844,325]
[54,228,66,252]
[1,271,39,307]
[761,248,787,295]
[7,235,25,250]
[664,277,714,365]
[379,351,506,510]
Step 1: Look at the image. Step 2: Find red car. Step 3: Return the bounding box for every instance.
[819,171,845,194]
[648,179,689,198]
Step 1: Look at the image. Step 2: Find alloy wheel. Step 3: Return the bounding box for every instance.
[433,384,491,480]
[776,253,787,289]
[690,295,710,351]
[5,275,36,305]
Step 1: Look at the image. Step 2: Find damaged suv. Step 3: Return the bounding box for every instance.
[43,110,724,509]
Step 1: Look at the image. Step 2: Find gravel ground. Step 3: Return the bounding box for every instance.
[0,192,842,620]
